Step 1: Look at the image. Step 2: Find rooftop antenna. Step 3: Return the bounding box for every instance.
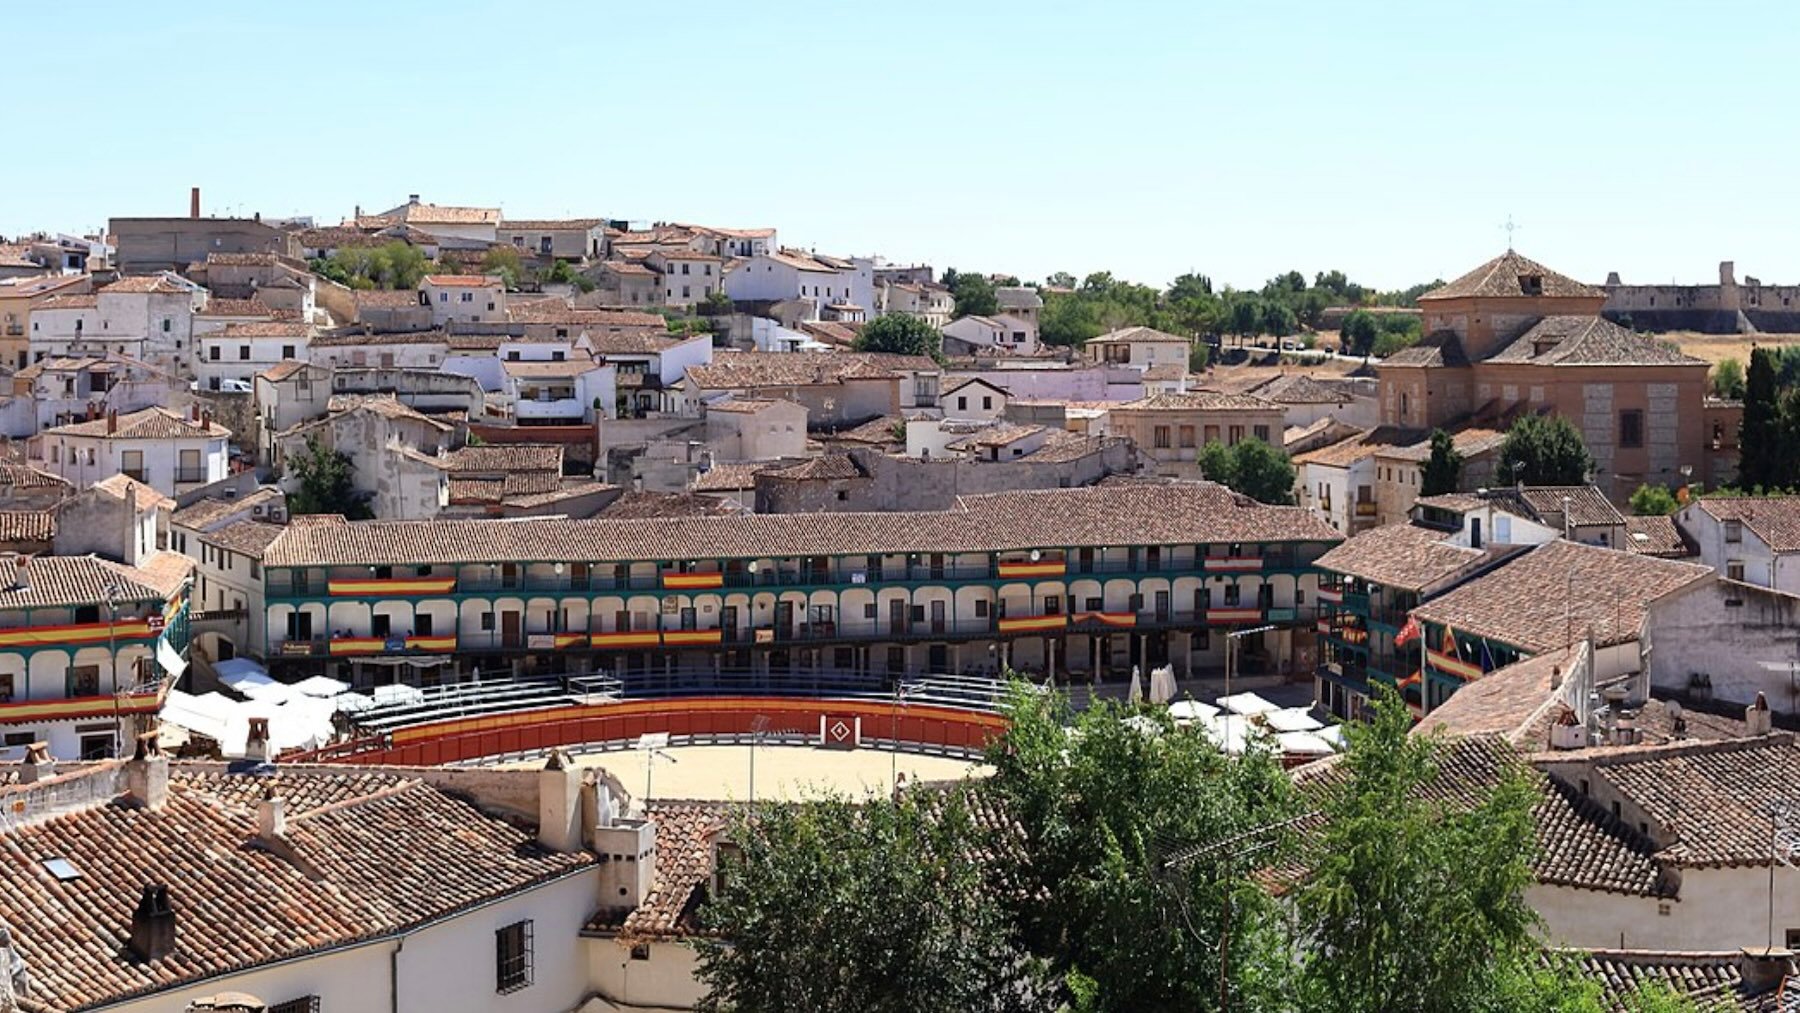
[1502,215,1521,252]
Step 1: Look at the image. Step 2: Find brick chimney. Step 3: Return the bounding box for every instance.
[201,410,213,432]
[592,781,655,909]
[537,749,582,853]
[18,741,53,784]
[124,730,168,810]
[13,556,29,592]
[256,784,285,840]
[106,409,117,435]
[190,187,201,220]
[1748,692,1774,736]
[244,716,271,763]
[128,884,176,961]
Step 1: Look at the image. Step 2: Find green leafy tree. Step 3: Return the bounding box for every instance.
[1188,342,1210,372]
[694,787,1046,1013]
[481,245,523,288]
[1227,296,1262,344]
[1499,414,1594,486]
[1198,438,1296,505]
[1294,688,1543,1013]
[1044,271,1078,289]
[1741,347,1782,490]
[1039,291,1106,347]
[1340,309,1380,356]
[948,269,999,318]
[984,687,1297,1013]
[858,313,943,359]
[697,290,734,316]
[1420,429,1464,496]
[1630,483,1680,515]
[1710,357,1746,399]
[286,435,372,519]
[1260,301,1298,339]
[1167,272,1214,302]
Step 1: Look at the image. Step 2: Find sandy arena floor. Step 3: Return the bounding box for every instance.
[500,743,986,803]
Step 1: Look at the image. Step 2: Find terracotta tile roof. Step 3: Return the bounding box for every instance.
[502,358,604,379]
[1293,426,1402,468]
[43,406,229,440]
[0,463,71,491]
[442,444,562,474]
[261,482,1338,568]
[1561,949,1790,1010]
[1422,484,1624,528]
[0,554,164,609]
[351,289,424,309]
[798,320,858,347]
[0,511,53,543]
[596,491,735,520]
[1247,373,1353,404]
[448,475,568,504]
[39,293,97,310]
[257,359,312,382]
[586,802,728,940]
[1373,425,1508,463]
[1625,515,1691,558]
[1314,522,1486,591]
[1488,315,1704,367]
[501,481,618,511]
[599,261,655,277]
[195,298,273,318]
[499,218,607,230]
[1695,497,1800,553]
[1117,390,1282,412]
[119,550,195,599]
[831,415,904,445]
[1417,250,1605,302]
[1413,646,1580,744]
[1024,430,1117,463]
[705,398,787,415]
[687,352,935,391]
[214,321,311,339]
[310,329,448,348]
[763,454,865,481]
[507,307,666,328]
[384,202,501,225]
[1379,332,1471,368]
[0,274,86,298]
[1581,734,1800,868]
[3,764,592,1010]
[420,274,499,287]
[170,489,285,531]
[99,274,196,295]
[1411,539,1712,652]
[692,462,770,492]
[1085,325,1189,345]
[949,423,1045,450]
[200,519,285,557]
[654,249,723,262]
[90,473,176,511]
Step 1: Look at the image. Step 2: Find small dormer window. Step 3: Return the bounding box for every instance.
[1520,274,1544,296]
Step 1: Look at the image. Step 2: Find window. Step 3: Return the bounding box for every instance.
[1253,425,1270,443]
[983,396,993,410]
[480,611,495,631]
[1619,409,1644,449]
[1224,583,1241,606]
[1153,426,1171,449]
[0,673,11,702]
[161,318,171,333]
[209,346,221,361]
[239,345,251,360]
[1179,425,1196,448]
[69,665,100,697]
[1726,520,1743,543]
[630,943,651,961]
[957,396,967,411]
[496,919,534,993]
[269,998,321,1013]
[461,292,474,303]
[281,345,296,359]
[1727,561,1745,582]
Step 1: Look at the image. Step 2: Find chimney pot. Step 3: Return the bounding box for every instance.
[19,741,53,783]
[202,410,213,431]
[129,884,177,962]
[125,730,168,810]
[13,556,28,591]
[244,716,271,763]
[408,194,420,205]
[538,749,582,852]
[1747,692,1774,736]
[256,785,286,840]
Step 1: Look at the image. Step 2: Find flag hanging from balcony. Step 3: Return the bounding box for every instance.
[1394,614,1421,647]
[1427,623,1482,681]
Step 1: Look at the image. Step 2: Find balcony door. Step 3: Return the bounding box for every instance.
[501,610,522,648]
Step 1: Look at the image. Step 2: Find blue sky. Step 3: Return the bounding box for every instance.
[6,0,1797,291]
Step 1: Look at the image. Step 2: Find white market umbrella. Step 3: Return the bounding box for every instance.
[1262,707,1325,733]
[1149,665,1178,705]
[1217,692,1279,718]
[1168,699,1221,724]
[1127,666,1143,705]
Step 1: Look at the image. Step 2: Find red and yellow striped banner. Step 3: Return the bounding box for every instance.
[1427,649,1482,681]
[1315,619,1331,634]
[1315,587,1343,604]
[552,632,587,650]
[589,631,662,649]
[328,576,457,596]
[1073,611,1137,628]
[997,615,1068,634]
[0,618,155,649]
[0,683,166,724]
[662,572,724,590]
[329,637,386,655]
[662,628,724,647]
[405,635,457,652]
[1207,607,1264,623]
[997,560,1066,578]
[1204,557,1264,572]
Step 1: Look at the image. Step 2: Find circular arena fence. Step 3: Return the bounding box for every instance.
[287,694,1010,767]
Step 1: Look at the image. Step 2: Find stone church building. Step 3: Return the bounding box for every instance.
[1379,251,1739,501]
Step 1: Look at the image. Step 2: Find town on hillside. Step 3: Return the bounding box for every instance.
[0,192,1798,1012]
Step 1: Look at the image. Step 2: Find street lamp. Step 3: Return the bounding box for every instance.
[747,715,770,807]
[890,679,920,791]
[635,732,677,812]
